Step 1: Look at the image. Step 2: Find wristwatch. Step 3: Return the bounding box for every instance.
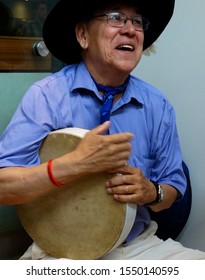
[147,180,164,206]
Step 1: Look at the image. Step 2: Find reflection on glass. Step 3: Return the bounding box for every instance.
[0,0,57,37]
[16,0,48,37]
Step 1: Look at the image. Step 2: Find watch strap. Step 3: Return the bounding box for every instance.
[146,180,163,206]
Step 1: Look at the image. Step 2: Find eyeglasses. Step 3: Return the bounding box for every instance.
[91,12,150,31]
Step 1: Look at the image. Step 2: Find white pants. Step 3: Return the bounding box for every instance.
[20,221,205,260]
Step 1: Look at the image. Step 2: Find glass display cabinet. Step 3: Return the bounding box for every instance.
[0,0,63,72]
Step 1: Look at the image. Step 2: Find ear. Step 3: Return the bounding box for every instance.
[75,23,89,49]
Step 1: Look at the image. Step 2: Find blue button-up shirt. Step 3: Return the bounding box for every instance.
[0,61,186,241]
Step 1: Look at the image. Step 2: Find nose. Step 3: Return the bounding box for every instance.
[121,18,136,34]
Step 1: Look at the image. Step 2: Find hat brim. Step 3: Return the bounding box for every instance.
[43,0,175,64]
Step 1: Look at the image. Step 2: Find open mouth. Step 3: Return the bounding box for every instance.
[116,45,134,51]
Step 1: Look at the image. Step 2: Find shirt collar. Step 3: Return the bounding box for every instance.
[70,61,144,106]
[71,61,97,94]
[122,79,144,106]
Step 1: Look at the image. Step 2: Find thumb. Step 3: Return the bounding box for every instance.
[90,121,110,135]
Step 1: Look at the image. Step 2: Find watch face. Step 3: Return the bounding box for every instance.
[146,182,163,206]
[158,185,164,202]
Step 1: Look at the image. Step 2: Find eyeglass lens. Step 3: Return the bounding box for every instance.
[107,12,149,31]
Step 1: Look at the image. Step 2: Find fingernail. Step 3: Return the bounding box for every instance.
[107,188,112,193]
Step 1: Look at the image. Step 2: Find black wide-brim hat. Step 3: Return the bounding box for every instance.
[43,0,175,65]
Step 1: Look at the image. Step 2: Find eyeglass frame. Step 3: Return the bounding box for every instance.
[90,11,150,32]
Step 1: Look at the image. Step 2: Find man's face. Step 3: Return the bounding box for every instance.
[76,4,144,77]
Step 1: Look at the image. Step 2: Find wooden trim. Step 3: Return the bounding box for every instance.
[0,36,51,72]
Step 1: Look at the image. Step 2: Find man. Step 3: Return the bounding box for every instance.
[0,0,205,259]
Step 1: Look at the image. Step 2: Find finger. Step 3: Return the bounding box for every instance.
[107,133,134,144]
[106,184,134,195]
[106,173,133,187]
[90,122,134,142]
[113,193,137,203]
[106,143,131,157]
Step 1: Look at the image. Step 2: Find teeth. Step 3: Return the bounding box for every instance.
[118,45,133,50]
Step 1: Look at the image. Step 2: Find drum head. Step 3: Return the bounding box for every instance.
[17,128,136,259]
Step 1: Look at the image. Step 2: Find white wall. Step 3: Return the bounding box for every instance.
[133,0,205,250]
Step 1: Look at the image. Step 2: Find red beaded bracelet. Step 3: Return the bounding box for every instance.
[47,159,64,187]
